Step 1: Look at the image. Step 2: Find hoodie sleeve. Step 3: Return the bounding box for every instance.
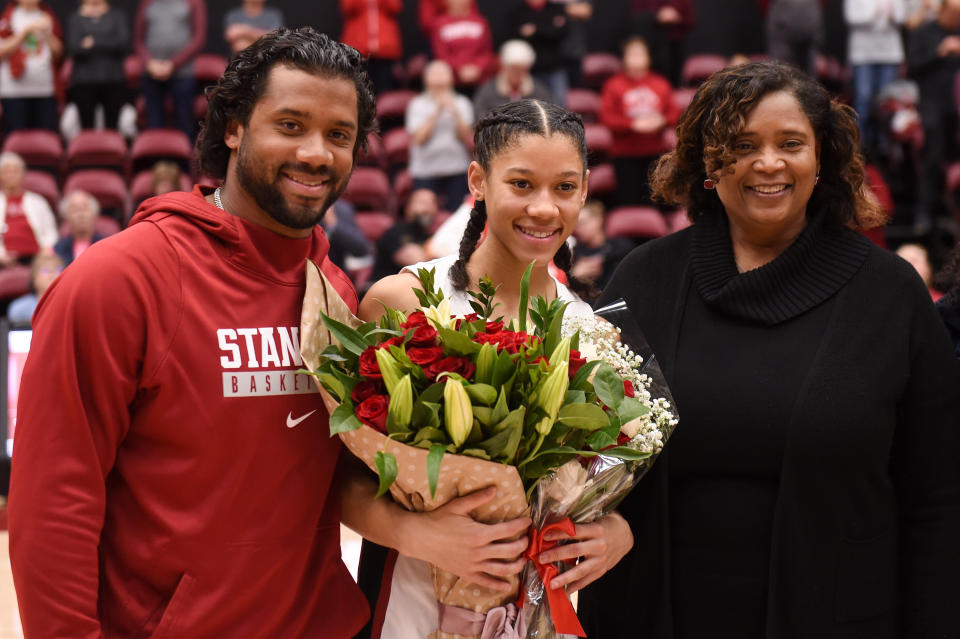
[9,223,181,639]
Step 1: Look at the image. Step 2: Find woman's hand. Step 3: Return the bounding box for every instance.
[536,511,633,593]
[400,486,531,591]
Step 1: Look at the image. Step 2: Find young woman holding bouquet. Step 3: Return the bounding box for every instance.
[578,61,960,638]
[354,98,635,638]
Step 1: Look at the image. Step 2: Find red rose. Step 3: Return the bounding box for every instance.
[473,331,502,348]
[617,432,631,446]
[355,394,389,433]
[358,346,382,379]
[569,350,587,378]
[485,320,504,333]
[408,324,438,347]
[425,355,476,381]
[454,313,479,329]
[378,336,403,349]
[502,331,531,354]
[407,345,444,366]
[351,379,381,404]
[529,355,548,366]
[402,310,429,329]
[623,379,635,398]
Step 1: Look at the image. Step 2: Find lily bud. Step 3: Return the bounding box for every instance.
[474,342,496,385]
[388,375,414,431]
[534,361,569,435]
[443,378,473,448]
[375,347,404,395]
[548,335,572,369]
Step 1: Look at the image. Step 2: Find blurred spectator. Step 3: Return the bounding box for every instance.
[896,242,943,299]
[845,0,906,159]
[555,0,593,87]
[6,251,61,323]
[906,0,941,28]
[0,152,56,267]
[907,0,960,233]
[339,0,401,95]
[67,0,129,130]
[223,0,283,54]
[407,60,473,210]
[134,0,206,139]
[151,160,181,195]
[766,0,823,75]
[320,199,372,273]
[600,36,678,206]
[934,239,960,357]
[372,188,438,280]
[54,190,105,266]
[570,200,634,299]
[473,39,555,118]
[430,0,494,91]
[515,0,571,104]
[0,0,63,132]
[630,0,695,86]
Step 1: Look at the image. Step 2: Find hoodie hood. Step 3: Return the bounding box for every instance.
[129,186,354,308]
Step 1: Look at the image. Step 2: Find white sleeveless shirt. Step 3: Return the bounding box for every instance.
[380,255,593,639]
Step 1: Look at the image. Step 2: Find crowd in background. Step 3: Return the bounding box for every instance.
[0,0,958,316]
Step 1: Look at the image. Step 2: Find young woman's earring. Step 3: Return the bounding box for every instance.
[815,172,821,186]
[703,178,715,190]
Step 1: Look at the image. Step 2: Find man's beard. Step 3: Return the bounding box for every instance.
[235,141,348,230]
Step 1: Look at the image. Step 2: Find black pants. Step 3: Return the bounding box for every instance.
[917,103,959,225]
[71,82,126,130]
[1,96,58,132]
[613,155,658,207]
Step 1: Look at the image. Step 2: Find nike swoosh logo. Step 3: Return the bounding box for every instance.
[286,410,317,428]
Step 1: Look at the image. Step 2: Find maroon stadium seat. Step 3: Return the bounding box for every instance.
[22,170,59,210]
[354,211,395,243]
[343,166,393,213]
[129,128,193,175]
[66,129,127,173]
[358,133,387,169]
[582,52,621,90]
[673,87,697,114]
[605,206,668,240]
[584,123,613,162]
[586,162,616,200]
[3,129,63,174]
[566,88,602,123]
[376,90,417,130]
[680,54,728,87]
[194,53,228,87]
[667,208,691,233]
[0,265,31,300]
[383,127,411,168]
[393,168,412,206]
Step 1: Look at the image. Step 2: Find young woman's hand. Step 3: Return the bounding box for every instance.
[535,511,633,593]
[400,486,531,591]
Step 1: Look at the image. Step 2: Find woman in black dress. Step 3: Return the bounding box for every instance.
[577,60,960,638]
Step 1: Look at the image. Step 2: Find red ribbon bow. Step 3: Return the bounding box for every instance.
[520,517,586,637]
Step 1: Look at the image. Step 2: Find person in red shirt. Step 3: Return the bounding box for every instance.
[339,0,402,95]
[0,150,57,266]
[600,36,679,207]
[430,0,494,91]
[9,27,530,639]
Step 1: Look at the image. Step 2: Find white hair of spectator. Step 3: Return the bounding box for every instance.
[0,152,26,171]
[499,39,536,67]
[59,190,101,220]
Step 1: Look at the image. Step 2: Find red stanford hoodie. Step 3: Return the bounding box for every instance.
[9,187,369,638]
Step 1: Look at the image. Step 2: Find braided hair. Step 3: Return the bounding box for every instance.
[449,99,588,292]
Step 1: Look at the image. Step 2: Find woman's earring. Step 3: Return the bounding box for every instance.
[703,179,715,190]
[815,172,821,186]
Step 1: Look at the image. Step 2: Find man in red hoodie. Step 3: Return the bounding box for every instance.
[9,27,531,638]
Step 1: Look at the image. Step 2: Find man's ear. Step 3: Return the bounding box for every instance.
[224,119,243,151]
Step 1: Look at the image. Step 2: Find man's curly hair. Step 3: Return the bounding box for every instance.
[651,60,884,229]
[196,27,378,180]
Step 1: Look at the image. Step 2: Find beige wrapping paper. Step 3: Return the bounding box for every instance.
[300,260,531,639]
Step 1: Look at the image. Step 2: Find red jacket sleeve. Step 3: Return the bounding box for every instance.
[9,226,180,639]
[600,76,635,133]
[169,0,206,69]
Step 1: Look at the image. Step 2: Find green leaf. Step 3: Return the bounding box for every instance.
[565,389,586,404]
[473,406,493,427]
[517,262,534,334]
[357,322,378,336]
[367,328,404,340]
[437,326,481,356]
[321,314,369,356]
[617,396,651,423]
[319,345,348,362]
[427,444,445,499]
[593,364,625,411]
[465,383,497,405]
[374,451,398,497]
[586,428,617,450]
[570,359,602,391]
[412,426,448,445]
[580,446,652,461]
[491,388,510,425]
[557,402,610,430]
[313,372,346,402]
[419,382,445,404]
[542,300,569,355]
[481,406,525,462]
[461,448,492,460]
[329,403,363,435]
[493,351,517,387]
[412,400,441,430]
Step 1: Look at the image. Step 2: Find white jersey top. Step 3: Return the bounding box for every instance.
[381,254,592,639]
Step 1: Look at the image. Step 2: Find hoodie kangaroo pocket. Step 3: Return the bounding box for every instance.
[148,572,197,639]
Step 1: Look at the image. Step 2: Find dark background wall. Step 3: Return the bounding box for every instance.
[41,0,846,64]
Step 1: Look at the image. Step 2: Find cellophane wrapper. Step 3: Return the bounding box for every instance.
[520,300,679,638]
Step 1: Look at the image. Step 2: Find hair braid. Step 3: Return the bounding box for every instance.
[450,201,488,291]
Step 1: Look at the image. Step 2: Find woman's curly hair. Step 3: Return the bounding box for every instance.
[196,27,378,180]
[651,60,884,229]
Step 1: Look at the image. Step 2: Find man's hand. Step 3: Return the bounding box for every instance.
[401,487,531,591]
[147,59,173,81]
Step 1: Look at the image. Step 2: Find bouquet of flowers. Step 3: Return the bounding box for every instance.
[299,261,677,639]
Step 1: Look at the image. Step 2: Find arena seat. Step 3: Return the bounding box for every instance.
[680,54,728,87]
[3,129,63,174]
[63,169,130,222]
[581,52,621,90]
[194,53,228,87]
[376,90,417,131]
[667,208,691,233]
[566,88,602,123]
[358,133,387,169]
[673,87,697,114]
[393,168,413,206]
[129,128,193,175]
[22,170,59,210]
[355,211,395,243]
[586,162,616,200]
[383,127,411,168]
[584,123,613,162]
[605,206,668,240]
[343,166,393,213]
[66,129,127,173]
[0,265,31,300]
